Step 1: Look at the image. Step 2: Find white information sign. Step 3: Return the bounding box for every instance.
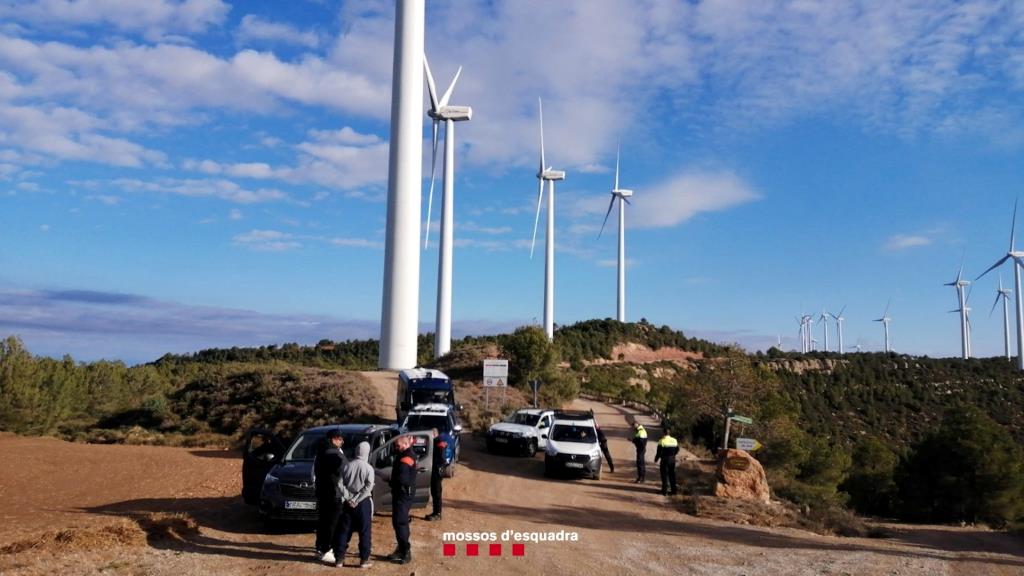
[483,359,508,388]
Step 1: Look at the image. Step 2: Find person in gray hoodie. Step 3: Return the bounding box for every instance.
[331,441,375,568]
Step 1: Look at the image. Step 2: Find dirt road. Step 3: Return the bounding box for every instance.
[1,399,1022,576]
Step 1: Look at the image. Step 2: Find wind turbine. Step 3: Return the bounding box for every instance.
[423,56,472,359]
[990,275,1013,360]
[830,306,846,356]
[944,259,971,359]
[874,300,892,353]
[977,201,1024,370]
[598,143,633,323]
[818,310,830,352]
[849,343,864,353]
[378,0,425,371]
[530,98,565,341]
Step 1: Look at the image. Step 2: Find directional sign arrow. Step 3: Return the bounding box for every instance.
[729,415,753,425]
[736,437,762,451]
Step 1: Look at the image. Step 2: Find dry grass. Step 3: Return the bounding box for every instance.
[0,512,199,556]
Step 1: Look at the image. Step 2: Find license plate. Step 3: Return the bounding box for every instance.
[285,501,316,510]
[495,438,508,443]
[565,462,585,469]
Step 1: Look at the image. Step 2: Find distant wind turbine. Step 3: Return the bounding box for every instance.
[598,143,633,323]
[423,56,471,359]
[944,258,971,359]
[874,300,892,353]
[977,200,1024,370]
[818,310,830,352]
[830,306,846,356]
[990,275,1013,361]
[531,99,565,341]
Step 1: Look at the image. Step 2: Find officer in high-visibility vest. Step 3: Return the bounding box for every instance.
[632,422,648,483]
[654,430,679,495]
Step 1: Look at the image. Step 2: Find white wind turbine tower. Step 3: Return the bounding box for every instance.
[802,314,814,353]
[379,0,425,370]
[977,201,1024,371]
[818,310,830,352]
[830,306,846,356]
[530,99,565,341]
[874,300,892,353]
[991,276,1013,360]
[944,260,971,359]
[598,143,633,323]
[423,56,472,359]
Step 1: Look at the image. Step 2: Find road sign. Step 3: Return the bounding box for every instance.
[729,415,753,425]
[736,437,762,451]
[483,359,508,388]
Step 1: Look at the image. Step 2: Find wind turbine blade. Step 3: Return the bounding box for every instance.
[956,250,965,282]
[1012,198,1019,252]
[614,141,620,191]
[965,283,973,303]
[622,196,631,205]
[438,65,462,108]
[838,304,846,318]
[538,98,546,174]
[883,298,891,318]
[976,255,1011,281]
[991,292,1002,318]
[530,177,544,259]
[423,55,439,112]
[423,120,439,249]
[598,196,616,239]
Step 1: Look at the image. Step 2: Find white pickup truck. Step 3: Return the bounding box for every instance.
[485,408,555,456]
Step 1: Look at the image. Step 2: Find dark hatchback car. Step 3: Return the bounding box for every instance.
[242,424,435,522]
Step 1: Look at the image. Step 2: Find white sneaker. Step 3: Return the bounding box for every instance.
[321,551,336,564]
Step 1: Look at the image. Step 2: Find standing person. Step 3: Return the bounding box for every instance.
[386,434,418,564]
[632,422,648,483]
[595,425,615,473]
[654,429,679,496]
[313,429,347,563]
[425,428,447,521]
[332,441,375,569]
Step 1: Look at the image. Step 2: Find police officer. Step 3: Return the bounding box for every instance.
[387,434,418,564]
[632,422,648,483]
[654,429,679,495]
[595,425,614,473]
[425,428,446,521]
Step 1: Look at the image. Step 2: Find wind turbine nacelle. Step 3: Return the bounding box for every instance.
[542,169,566,181]
[438,105,472,121]
[615,188,634,198]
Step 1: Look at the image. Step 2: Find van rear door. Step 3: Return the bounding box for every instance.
[241,428,285,505]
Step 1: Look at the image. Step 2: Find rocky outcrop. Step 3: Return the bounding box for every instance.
[714,449,771,503]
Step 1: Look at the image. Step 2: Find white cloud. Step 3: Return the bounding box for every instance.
[0,0,230,40]
[228,208,242,220]
[232,229,301,252]
[571,170,758,229]
[884,234,933,251]
[329,237,383,249]
[236,14,320,49]
[112,177,288,204]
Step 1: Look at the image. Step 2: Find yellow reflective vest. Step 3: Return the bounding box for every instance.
[634,425,647,439]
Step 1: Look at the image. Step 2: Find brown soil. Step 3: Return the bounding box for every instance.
[0,398,1021,575]
[588,342,703,366]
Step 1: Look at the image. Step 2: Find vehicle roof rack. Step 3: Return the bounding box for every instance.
[552,409,595,421]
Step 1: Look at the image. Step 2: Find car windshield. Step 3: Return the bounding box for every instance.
[411,389,453,405]
[403,414,451,433]
[551,424,597,443]
[506,412,540,426]
[283,431,369,461]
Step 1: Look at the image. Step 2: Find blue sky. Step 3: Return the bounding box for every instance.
[2,0,1024,364]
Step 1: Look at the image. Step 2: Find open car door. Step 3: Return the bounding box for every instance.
[241,428,285,505]
[370,431,434,514]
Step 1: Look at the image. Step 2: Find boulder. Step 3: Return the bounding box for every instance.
[714,449,770,503]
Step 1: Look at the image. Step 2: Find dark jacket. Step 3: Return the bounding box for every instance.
[432,436,448,477]
[314,443,347,501]
[391,446,418,498]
